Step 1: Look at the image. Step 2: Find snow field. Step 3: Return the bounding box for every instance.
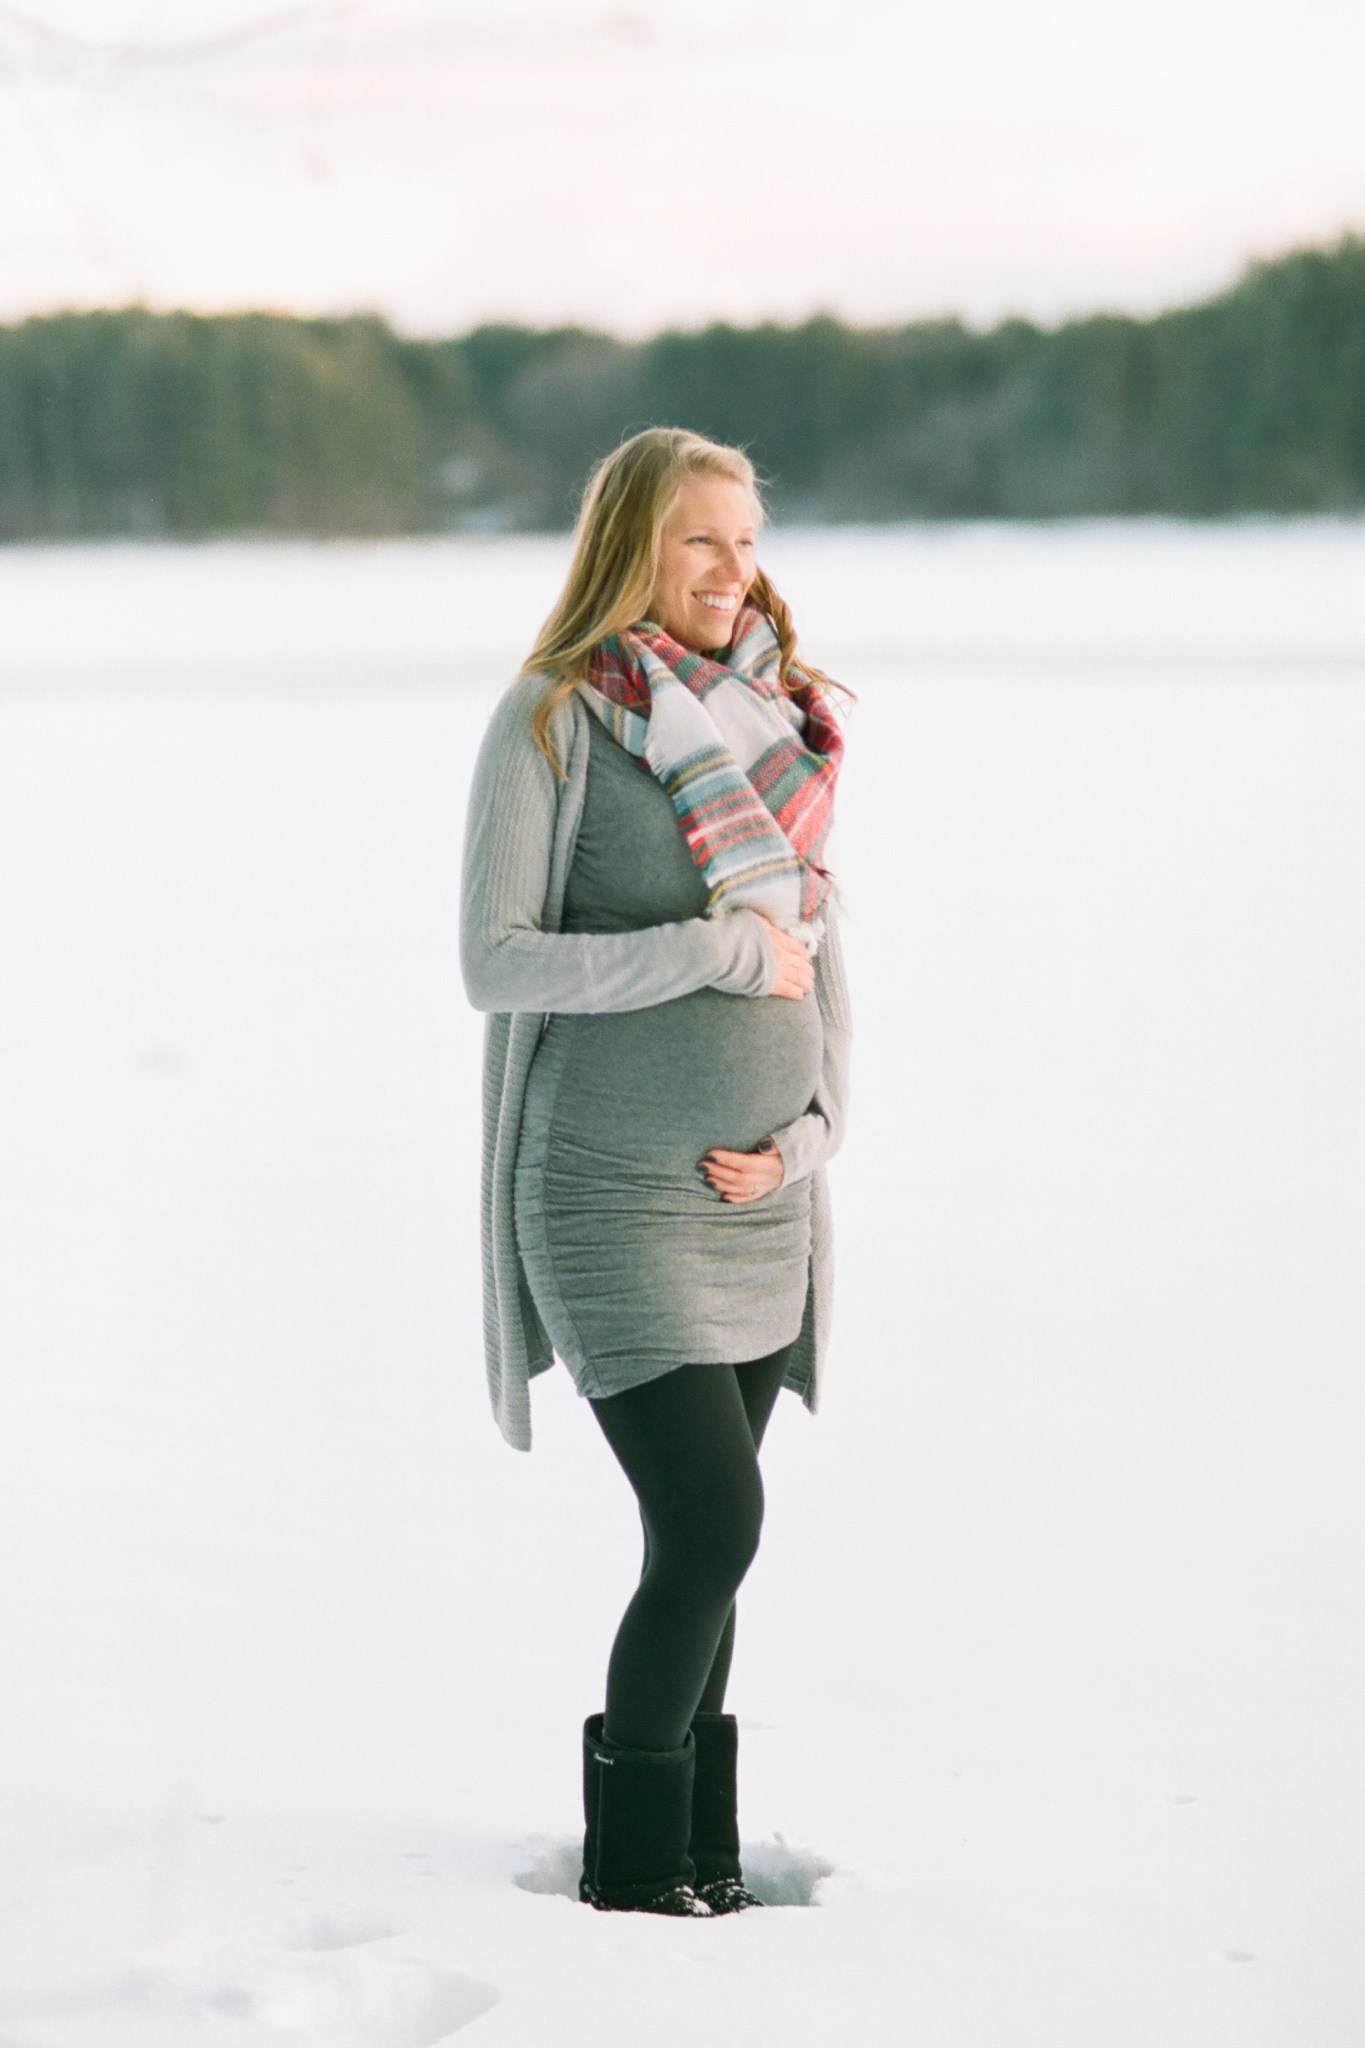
[1,523,1363,2044]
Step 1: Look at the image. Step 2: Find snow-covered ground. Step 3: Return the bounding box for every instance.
[1,521,1362,2046]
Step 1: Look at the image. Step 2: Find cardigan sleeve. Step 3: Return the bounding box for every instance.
[460,681,776,1015]
[765,900,853,1186]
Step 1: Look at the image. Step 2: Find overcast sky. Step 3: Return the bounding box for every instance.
[2,0,1363,336]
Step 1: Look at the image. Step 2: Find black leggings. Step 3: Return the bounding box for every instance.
[588,1346,791,1752]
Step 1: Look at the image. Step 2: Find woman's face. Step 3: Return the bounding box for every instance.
[647,475,759,653]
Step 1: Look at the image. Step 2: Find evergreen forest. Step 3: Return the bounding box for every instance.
[2,235,1363,540]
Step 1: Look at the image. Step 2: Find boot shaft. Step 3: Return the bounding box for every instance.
[580,1713,706,1912]
[687,1710,742,1886]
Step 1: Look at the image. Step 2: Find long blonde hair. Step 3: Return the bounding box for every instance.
[520,425,838,771]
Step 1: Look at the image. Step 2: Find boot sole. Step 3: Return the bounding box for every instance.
[579,1877,713,1917]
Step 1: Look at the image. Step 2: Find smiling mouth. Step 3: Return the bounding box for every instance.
[695,593,739,612]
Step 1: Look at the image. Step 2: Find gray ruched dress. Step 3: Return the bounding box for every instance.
[513,717,825,1400]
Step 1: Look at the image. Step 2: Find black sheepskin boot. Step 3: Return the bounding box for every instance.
[688,1711,765,1914]
[579,1714,713,1916]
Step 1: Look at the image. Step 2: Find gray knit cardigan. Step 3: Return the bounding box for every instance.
[460,670,852,1450]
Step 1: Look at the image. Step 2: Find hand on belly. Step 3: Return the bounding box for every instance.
[698,1137,783,1204]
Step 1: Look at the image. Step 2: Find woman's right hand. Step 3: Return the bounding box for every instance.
[756,913,815,1001]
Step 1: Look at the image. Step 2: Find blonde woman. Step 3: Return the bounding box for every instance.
[460,427,852,1917]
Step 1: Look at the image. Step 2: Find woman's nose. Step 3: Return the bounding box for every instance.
[718,543,747,581]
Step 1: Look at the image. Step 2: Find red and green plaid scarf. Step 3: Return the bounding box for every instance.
[579,602,844,933]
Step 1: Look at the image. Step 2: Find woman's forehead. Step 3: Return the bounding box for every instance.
[664,475,760,528]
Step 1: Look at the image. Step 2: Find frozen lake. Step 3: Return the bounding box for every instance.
[1,522,1363,2045]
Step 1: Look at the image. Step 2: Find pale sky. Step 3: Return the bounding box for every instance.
[2,0,1363,336]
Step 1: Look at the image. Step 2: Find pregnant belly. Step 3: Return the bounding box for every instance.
[531,986,824,1177]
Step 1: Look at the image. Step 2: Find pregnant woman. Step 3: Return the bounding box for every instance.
[460,426,852,1917]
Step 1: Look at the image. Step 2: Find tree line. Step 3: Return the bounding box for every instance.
[1,234,1362,540]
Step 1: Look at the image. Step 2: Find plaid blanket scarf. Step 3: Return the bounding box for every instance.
[578,602,844,935]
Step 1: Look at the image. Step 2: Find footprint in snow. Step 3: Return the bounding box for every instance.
[211,1956,500,2042]
[740,1835,839,1906]
[146,1912,499,2043]
[278,1908,398,1952]
[13,1948,499,2048]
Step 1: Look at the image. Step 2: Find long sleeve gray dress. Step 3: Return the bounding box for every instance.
[514,716,825,1398]
[460,672,851,1446]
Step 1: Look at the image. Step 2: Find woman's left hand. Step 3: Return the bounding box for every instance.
[698,1138,784,1204]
